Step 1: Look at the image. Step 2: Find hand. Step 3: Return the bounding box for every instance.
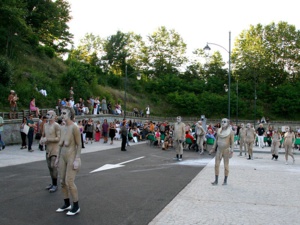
[229,151,233,159]
[41,137,47,144]
[73,158,80,170]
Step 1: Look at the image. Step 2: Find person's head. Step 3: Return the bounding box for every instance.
[29,114,34,120]
[241,123,244,128]
[46,110,57,121]
[198,121,202,125]
[259,123,263,128]
[246,123,251,128]
[22,117,27,122]
[31,97,35,101]
[285,126,290,132]
[221,118,229,129]
[176,116,181,123]
[61,106,75,121]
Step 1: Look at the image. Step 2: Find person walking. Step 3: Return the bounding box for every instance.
[238,123,247,156]
[0,115,5,150]
[41,110,61,193]
[195,120,205,154]
[210,118,234,185]
[245,123,256,160]
[55,106,81,216]
[283,126,295,165]
[173,116,185,161]
[256,123,265,148]
[271,129,281,161]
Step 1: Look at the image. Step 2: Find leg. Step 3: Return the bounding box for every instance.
[212,151,221,185]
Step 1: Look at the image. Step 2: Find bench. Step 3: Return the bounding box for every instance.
[1,108,59,120]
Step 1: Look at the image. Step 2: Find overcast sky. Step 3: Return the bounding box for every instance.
[66,0,299,59]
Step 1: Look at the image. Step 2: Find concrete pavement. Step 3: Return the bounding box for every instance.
[1,142,300,225]
[149,146,300,225]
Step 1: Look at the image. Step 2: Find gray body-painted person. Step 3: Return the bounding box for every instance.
[244,123,256,160]
[283,126,295,165]
[41,110,61,193]
[55,106,81,216]
[271,129,281,161]
[210,118,234,185]
[173,116,185,161]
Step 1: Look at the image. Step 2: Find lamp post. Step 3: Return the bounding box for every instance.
[124,64,141,119]
[204,31,231,119]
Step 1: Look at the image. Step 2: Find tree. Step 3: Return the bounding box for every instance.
[145,26,187,77]
[0,0,29,57]
[25,0,73,53]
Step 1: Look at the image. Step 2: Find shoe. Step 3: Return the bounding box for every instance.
[293,159,295,164]
[66,207,80,216]
[2,145,5,150]
[121,149,127,151]
[178,158,182,161]
[28,149,34,152]
[49,185,58,193]
[45,184,53,190]
[162,148,165,150]
[285,162,288,165]
[56,205,71,212]
[173,157,179,161]
[199,151,204,155]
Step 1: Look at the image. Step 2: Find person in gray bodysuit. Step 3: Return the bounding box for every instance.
[195,120,205,154]
[271,129,281,161]
[238,123,247,156]
[283,126,295,165]
[41,110,61,193]
[173,116,185,161]
[55,106,81,216]
[244,123,256,160]
[210,118,234,185]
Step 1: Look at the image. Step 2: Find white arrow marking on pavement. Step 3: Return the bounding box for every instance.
[90,156,145,173]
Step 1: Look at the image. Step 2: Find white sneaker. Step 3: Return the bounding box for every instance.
[285,161,288,165]
[56,205,71,212]
[66,208,80,216]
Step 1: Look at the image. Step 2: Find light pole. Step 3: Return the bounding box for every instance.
[124,64,141,119]
[204,31,231,119]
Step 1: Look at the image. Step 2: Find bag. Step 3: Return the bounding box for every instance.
[22,124,29,135]
[35,133,42,140]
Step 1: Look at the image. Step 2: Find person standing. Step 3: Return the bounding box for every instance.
[283,126,295,165]
[173,116,185,161]
[271,129,281,161]
[101,97,108,114]
[108,122,116,145]
[8,90,18,119]
[210,118,234,185]
[195,120,205,154]
[27,114,36,152]
[41,110,61,193]
[84,118,94,144]
[55,106,81,216]
[245,123,256,160]
[0,115,5,150]
[238,123,247,156]
[20,117,27,149]
[256,123,265,148]
[69,86,74,99]
[146,105,150,118]
[120,121,127,151]
[102,119,109,143]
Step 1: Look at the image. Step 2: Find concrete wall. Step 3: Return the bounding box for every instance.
[2,114,300,145]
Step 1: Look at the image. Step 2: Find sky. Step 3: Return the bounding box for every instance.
[66,0,300,59]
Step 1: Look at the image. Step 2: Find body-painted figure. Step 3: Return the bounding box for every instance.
[41,110,61,193]
[195,121,205,154]
[283,126,295,165]
[244,123,256,160]
[55,106,81,216]
[271,129,281,161]
[173,116,185,161]
[238,123,247,156]
[210,118,234,185]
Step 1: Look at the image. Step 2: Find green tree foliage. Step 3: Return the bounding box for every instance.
[146,26,187,77]
[25,0,73,53]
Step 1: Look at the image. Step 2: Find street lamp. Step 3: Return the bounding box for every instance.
[204,31,231,119]
[124,64,141,119]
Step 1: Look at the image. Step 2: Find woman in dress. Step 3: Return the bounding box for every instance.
[108,122,116,144]
[20,117,27,149]
[101,97,107,114]
[95,121,101,142]
[29,97,40,117]
[84,118,94,144]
